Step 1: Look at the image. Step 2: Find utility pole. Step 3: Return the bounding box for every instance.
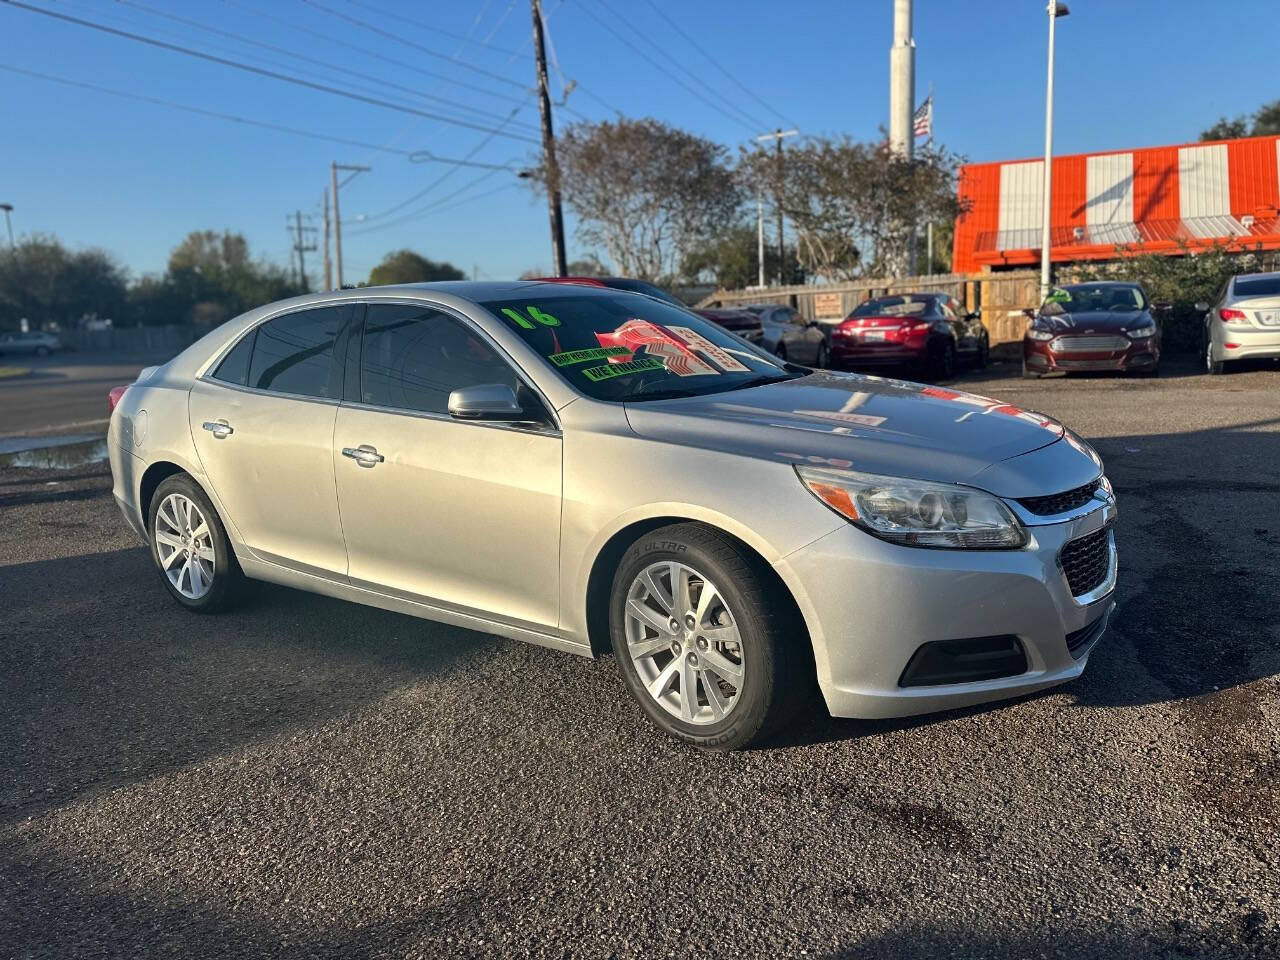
[323,188,332,291]
[331,161,371,289]
[287,211,317,291]
[755,129,797,285]
[889,0,915,277]
[531,0,567,277]
[756,193,765,288]
[0,203,14,250]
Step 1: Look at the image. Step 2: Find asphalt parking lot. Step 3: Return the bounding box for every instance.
[1,357,1278,959]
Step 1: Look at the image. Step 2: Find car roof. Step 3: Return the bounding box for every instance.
[1234,270,1280,283]
[268,280,655,306]
[1058,280,1141,288]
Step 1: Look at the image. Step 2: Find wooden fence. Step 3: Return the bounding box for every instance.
[697,269,1041,346]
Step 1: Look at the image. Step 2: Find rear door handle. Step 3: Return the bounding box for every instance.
[341,444,385,467]
[202,419,234,439]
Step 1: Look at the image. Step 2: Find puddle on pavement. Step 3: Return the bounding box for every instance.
[0,435,109,469]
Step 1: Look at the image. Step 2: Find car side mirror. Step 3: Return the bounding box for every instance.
[1194,302,1210,313]
[966,311,981,321]
[1022,308,1037,320]
[448,383,524,421]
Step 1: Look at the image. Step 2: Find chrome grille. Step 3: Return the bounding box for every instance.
[1050,335,1130,353]
[1060,528,1111,597]
[1018,481,1100,516]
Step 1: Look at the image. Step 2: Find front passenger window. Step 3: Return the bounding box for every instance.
[359,304,522,416]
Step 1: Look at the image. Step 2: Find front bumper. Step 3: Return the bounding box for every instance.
[1024,337,1157,372]
[775,499,1116,719]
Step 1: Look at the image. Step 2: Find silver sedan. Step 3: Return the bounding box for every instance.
[1202,271,1280,374]
[108,282,1117,750]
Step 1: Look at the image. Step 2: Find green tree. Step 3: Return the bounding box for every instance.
[524,117,742,282]
[1200,98,1280,140]
[0,234,128,331]
[681,222,804,290]
[368,250,466,285]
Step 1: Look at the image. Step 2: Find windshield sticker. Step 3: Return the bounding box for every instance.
[595,319,718,377]
[792,410,887,428]
[1044,288,1071,304]
[500,305,562,330]
[664,325,751,372]
[581,356,666,382]
[549,345,631,367]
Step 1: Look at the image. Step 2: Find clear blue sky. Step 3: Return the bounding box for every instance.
[2,0,1276,284]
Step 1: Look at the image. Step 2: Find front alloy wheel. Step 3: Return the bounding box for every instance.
[610,522,811,750]
[624,561,746,725]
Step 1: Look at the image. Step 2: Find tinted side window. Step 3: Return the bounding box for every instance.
[360,304,520,416]
[248,306,348,398]
[211,329,255,386]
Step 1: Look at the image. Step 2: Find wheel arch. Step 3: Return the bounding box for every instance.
[581,515,812,665]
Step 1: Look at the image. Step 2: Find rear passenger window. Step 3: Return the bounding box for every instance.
[211,330,255,386]
[248,306,349,398]
[360,303,520,415]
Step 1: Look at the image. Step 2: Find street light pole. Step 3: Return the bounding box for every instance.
[755,129,798,285]
[0,203,14,250]
[1040,1,1069,302]
[531,0,568,277]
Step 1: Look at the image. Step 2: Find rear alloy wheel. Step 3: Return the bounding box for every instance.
[815,342,829,369]
[148,474,246,613]
[610,523,809,750]
[932,340,956,380]
[1206,338,1225,375]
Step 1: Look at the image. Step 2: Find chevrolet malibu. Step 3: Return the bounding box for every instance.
[108,282,1117,750]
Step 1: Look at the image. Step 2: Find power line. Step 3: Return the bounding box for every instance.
[0,63,521,162]
[108,0,541,133]
[219,0,531,109]
[346,166,514,237]
[592,0,766,131]
[1,0,541,144]
[641,0,800,130]
[574,1,757,133]
[299,0,527,90]
[339,0,528,58]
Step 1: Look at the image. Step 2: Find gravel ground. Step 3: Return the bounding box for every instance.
[1,356,1278,959]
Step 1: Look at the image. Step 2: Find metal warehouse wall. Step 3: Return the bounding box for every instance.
[954,134,1280,273]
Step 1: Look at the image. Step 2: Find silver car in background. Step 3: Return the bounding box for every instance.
[742,303,829,367]
[108,282,1117,750]
[0,330,62,356]
[1203,271,1280,374]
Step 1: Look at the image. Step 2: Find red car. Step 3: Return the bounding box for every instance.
[830,293,988,379]
[1023,282,1161,378]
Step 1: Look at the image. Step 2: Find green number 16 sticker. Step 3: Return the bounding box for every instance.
[501,305,560,329]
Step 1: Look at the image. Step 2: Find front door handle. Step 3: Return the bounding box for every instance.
[341,444,385,467]
[202,419,234,439]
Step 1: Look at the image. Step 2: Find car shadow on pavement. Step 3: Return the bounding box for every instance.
[0,545,503,829]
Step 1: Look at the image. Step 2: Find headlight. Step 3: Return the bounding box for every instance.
[1026,327,1055,341]
[1125,322,1156,339]
[796,466,1028,549]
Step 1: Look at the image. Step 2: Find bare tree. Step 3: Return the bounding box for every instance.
[525,118,741,282]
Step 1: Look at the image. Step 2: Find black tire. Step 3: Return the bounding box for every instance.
[147,473,247,613]
[774,343,788,362]
[814,342,829,369]
[1021,358,1041,379]
[34,346,49,357]
[975,336,989,370]
[931,339,956,380]
[609,523,811,751]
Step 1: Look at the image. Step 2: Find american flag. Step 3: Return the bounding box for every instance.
[913,95,932,139]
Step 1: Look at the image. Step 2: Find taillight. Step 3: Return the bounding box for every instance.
[108,385,129,414]
[1219,308,1247,323]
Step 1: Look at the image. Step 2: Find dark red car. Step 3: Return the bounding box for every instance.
[830,293,988,379]
[1023,281,1161,378]
[692,307,765,345]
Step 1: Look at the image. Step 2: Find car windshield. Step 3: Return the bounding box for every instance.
[1042,285,1146,315]
[851,296,931,316]
[479,292,799,402]
[1234,275,1280,298]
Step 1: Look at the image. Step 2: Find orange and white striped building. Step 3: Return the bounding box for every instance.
[952,134,1280,273]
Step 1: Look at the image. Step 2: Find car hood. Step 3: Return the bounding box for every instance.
[623,371,1098,497]
[1036,309,1152,334]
